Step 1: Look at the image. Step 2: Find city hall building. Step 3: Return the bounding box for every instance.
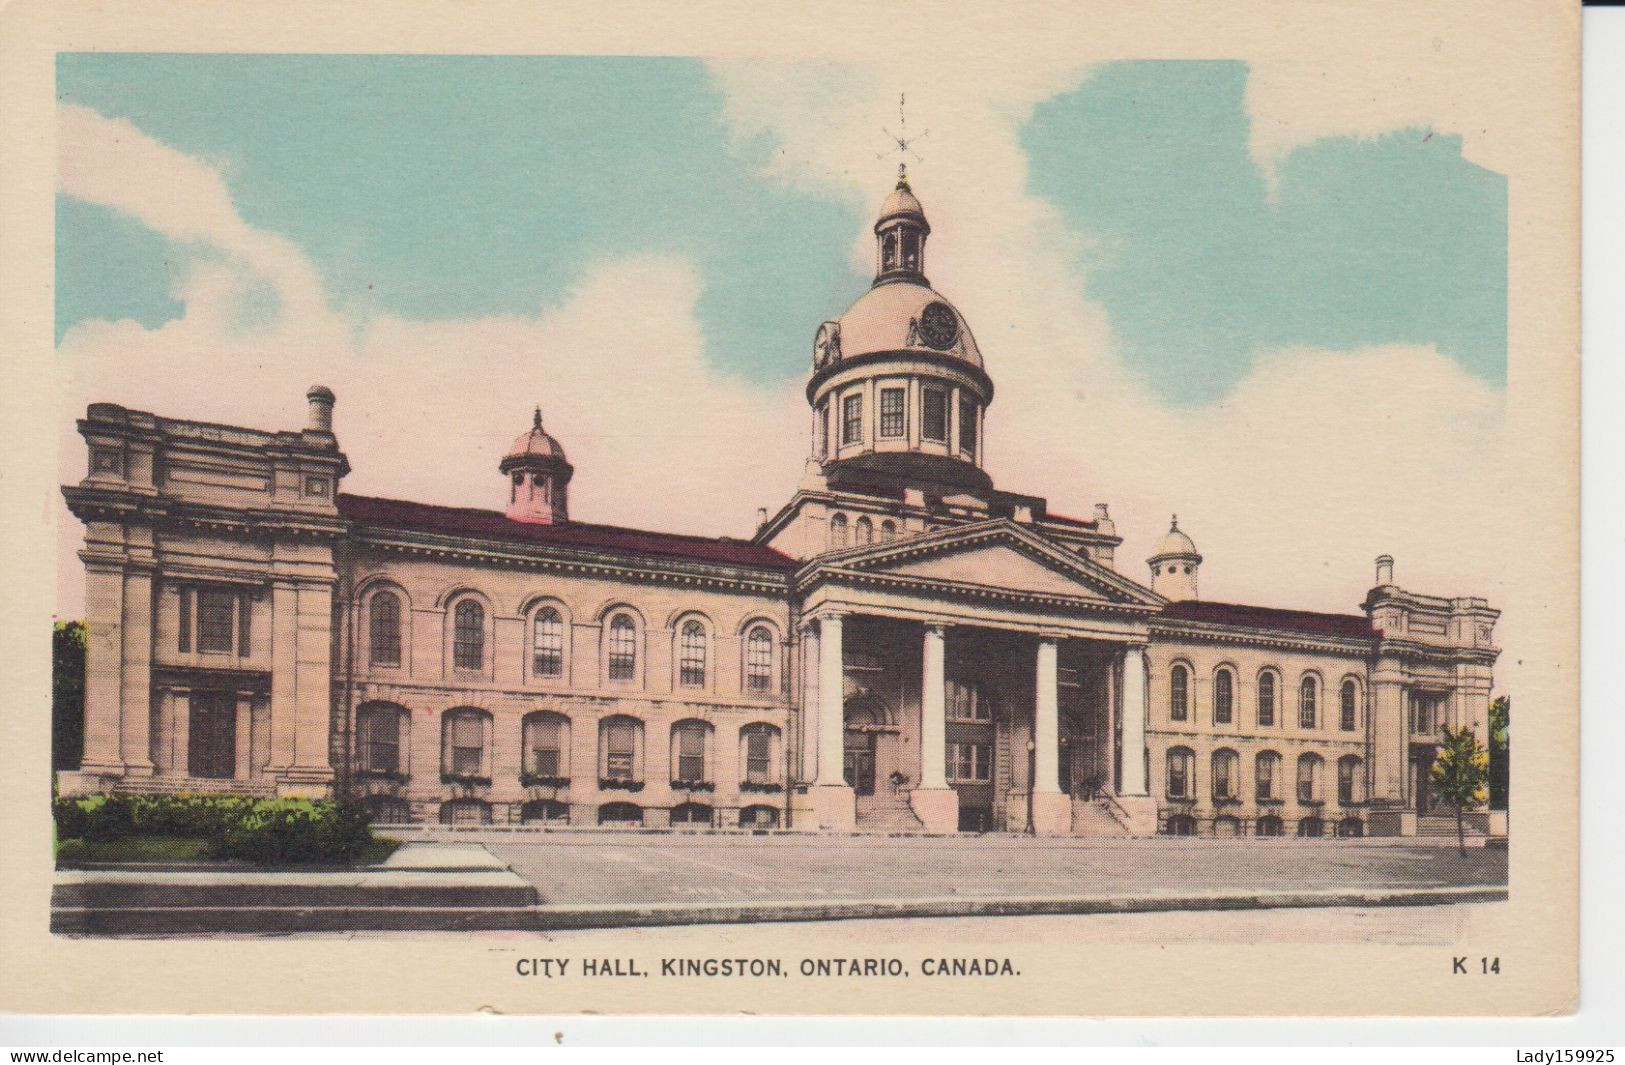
[59,174,1501,838]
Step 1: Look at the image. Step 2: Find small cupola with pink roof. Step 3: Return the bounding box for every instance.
[501,406,573,524]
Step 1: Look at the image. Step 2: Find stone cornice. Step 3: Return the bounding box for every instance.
[1149,617,1378,657]
[349,526,792,596]
[802,564,1160,619]
[62,485,348,541]
[1377,637,1502,666]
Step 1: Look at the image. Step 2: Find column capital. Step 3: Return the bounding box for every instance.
[923,622,951,637]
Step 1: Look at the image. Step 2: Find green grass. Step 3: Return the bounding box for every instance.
[55,833,403,867]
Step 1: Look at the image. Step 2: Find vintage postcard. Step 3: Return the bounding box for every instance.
[0,0,1579,1019]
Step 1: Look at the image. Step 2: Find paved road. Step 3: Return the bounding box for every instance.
[458,832,1507,906]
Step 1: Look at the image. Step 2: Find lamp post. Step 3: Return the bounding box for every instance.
[1025,739,1036,836]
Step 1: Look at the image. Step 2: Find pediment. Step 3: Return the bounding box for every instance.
[815,521,1162,608]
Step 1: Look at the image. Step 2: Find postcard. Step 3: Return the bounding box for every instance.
[0,0,1579,1018]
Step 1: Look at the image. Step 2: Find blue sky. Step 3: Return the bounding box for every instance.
[56,55,1506,405]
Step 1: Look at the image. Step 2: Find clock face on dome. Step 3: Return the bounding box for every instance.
[814,322,840,368]
[918,301,959,350]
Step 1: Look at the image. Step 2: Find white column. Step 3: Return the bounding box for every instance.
[919,624,948,789]
[816,612,846,786]
[1034,638,1061,794]
[1120,644,1148,795]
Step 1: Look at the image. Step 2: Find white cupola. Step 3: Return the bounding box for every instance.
[1148,515,1201,601]
[500,407,573,524]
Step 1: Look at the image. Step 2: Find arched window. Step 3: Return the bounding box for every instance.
[522,711,570,780]
[829,513,849,549]
[598,802,643,826]
[532,606,564,678]
[1338,755,1363,805]
[1169,664,1190,722]
[740,723,781,786]
[740,804,779,829]
[439,798,491,826]
[1257,670,1278,726]
[452,600,484,671]
[879,519,898,542]
[1298,675,1318,729]
[678,620,707,687]
[441,709,490,779]
[1296,752,1323,803]
[1164,814,1197,836]
[1297,816,1326,838]
[745,627,774,692]
[671,719,712,784]
[607,613,637,682]
[1211,748,1239,800]
[369,591,401,668]
[1166,746,1194,799]
[357,703,408,775]
[855,516,874,545]
[1256,814,1284,837]
[599,716,644,783]
[1337,817,1365,838]
[1340,679,1359,731]
[1255,750,1281,800]
[670,802,714,827]
[1213,668,1234,725]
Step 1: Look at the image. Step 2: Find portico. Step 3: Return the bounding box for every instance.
[793,520,1161,834]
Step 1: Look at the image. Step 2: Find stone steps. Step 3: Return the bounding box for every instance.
[1071,798,1131,837]
[855,792,925,832]
[1417,815,1486,838]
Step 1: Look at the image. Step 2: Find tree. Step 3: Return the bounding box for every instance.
[1488,695,1510,810]
[1430,724,1490,855]
[53,620,86,771]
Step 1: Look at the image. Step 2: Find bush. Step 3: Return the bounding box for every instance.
[216,799,374,865]
[53,794,374,866]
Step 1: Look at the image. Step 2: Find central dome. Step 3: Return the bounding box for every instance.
[835,281,983,368]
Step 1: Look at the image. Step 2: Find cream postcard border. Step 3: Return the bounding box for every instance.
[0,0,1580,1018]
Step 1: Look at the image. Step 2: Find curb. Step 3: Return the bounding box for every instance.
[51,885,1507,936]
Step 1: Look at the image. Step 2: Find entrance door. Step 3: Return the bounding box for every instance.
[843,732,876,796]
[1413,752,1435,814]
[188,691,236,779]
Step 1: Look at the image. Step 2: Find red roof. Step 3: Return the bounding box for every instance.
[338,494,797,572]
[1158,600,1377,641]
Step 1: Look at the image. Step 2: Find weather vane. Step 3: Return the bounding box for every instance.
[878,93,927,179]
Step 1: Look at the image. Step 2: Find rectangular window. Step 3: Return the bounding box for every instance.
[605,722,636,781]
[745,731,772,783]
[946,680,990,721]
[1338,762,1356,805]
[1297,760,1317,803]
[922,388,947,442]
[1168,755,1189,799]
[363,710,400,774]
[879,387,906,438]
[1256,758,1275,800]
[817,402,829,458]
[677,728,706,782]
[529,718,562,776]
[946,742,991,783]
[177,588,192,653]
[450,715,483,775]
[842,393,863,445]
[1214,756,1233,799]
[959,395,978,457]
[197,590,235,653]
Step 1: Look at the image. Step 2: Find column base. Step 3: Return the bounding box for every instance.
[1108,794,1161,837]
[807,783,856,831]
[1367,808,1418,837]
[273,766,336,799]
[908,787,959,833]
[1030,791,1072,836]
[55,769,118,797]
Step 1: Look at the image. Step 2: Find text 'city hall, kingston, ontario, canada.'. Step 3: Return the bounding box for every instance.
[59,172,1502,839]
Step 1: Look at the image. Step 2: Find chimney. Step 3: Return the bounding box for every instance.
[1375,554,1394,587]
[756,507,769,529]
[1093,502,1114,536]
[306,385,335,433]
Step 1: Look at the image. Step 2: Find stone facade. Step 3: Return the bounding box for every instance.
[59,174,1499,837]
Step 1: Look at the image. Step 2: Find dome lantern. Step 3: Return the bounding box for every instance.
[1148,515,1202,601]
[874,167,931,285]
[500,406,573,525]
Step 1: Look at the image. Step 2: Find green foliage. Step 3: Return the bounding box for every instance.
[216,799,374,865]
[52,794,374,865]
[56,836,212,864]
[1430,725,1491,855]
[1488,695,1510,810]
[52,621,87,771]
